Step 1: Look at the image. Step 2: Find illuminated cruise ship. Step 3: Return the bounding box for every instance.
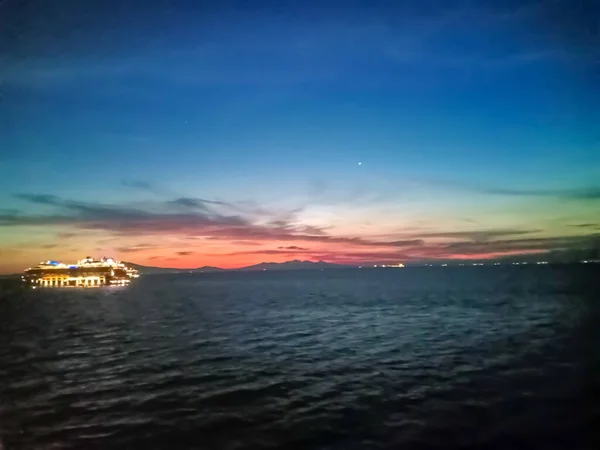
[23,256,139,287]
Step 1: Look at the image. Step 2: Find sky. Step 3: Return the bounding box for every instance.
[1,0,599,272]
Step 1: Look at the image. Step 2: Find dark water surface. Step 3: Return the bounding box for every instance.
[1,266,598,449]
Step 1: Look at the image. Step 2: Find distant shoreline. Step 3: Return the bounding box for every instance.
[3,260,598,277]
[121,261,599,276]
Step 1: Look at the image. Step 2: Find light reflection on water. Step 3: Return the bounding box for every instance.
[0,266,597,449]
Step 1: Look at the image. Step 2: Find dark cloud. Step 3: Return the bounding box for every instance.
[223,248,412,261]
[316,250,412,261]
[116,244,160,253]
[9,193,248,232]
[269,220,289,228]
[5,192,600,262]
[478,186,600,200]
[415,229,541,242]
[167,197,288,221]
[443,234,600,255]
[424,180,600,201]
[4,193,395,247]
[14,193,62,205]
[386,239,426,247]
[176,251,193,256]
[297,225,329,236]
[570,223,600,229]
[222,233,600,262]
[263,219,328,236]
[14,193,140,216]
[0,195,558,254]
[167,197,221,211]
[224,249,311,256]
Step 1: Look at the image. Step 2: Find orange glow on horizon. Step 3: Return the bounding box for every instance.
[0,228,582,274]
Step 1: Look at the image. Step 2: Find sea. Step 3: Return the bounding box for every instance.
[0,266,598,450]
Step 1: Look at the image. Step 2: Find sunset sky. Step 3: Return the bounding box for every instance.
[1,0,599,273]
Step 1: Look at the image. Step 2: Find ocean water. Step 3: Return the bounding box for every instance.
[0,266,598,450]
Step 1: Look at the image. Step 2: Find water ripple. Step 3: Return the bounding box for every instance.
[0,266,597,449]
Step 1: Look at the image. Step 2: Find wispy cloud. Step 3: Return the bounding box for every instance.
[167,197,227,212]
[570,223,600,229]
[116,243,161,253]
[120,181,279,219]
[5,195,400,254]
[443,234,600,256]
[418,180,600,201]
[14,194,62,205]
[6,193,335,243]
[6,192,599,264]
[474,186,600,200]
[414,229,542,242]
[9,193,248,231]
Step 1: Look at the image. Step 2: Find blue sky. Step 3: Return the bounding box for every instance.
[1,0,599,271]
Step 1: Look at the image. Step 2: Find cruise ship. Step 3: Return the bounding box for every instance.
[23,256,139,287]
